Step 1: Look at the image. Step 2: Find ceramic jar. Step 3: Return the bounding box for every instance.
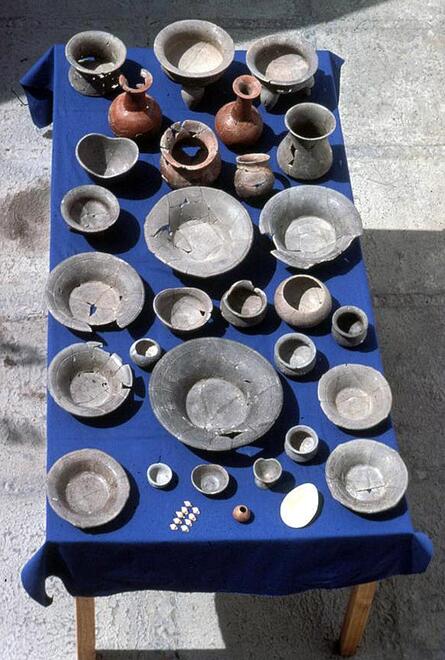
[331,305,368,347]
[108,69,162,141]
[274,274,332,328]
[160,120,221,188]
[234,154,275,199]
[277,103,336,180]
[215,75,263,147]
[284,425,319,463]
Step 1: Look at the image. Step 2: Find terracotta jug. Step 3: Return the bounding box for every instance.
[108,69,162,141]
[215,75,263,147]
[234,153,275,199]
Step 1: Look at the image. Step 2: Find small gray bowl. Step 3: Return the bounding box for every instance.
[61,185,120,233]
[191,464,230,496]
[153,287,212,333]
[129,338,162,369]
[274,333,316,377]
[220,280,267,328]
[147,463,173,489]
[76,133,139,180]
[332,305,369,348]
[253,457,282,488]
[285,425,319,463]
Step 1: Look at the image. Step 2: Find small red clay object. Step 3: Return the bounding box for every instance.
[232,504,251,523]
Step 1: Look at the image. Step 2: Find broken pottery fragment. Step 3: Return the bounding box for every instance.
[153,287,212,333]
[144,186,253,278]
[154,20,234,108]
[234,154,275,200]
[215,75,263,147]
[274,274,332,328]
[108,69,162,141]
[284,425,319,463]
[220,280,267,328]
[274,332,316,377]
[76,133,139,180]
[191,464,229,496]
[325,439,408,514]
[48,342,133,417]
[253,457,282,489]
[129,338,162,369]
[45,252,145,333]
[331,306,368,348]
[149,338,283,451]
[61,185,120,234]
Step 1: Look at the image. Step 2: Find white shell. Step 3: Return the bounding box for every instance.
[280,483,319,528]
[170,523,178,531]
[185,519,193,527]
[184,500,192,507]
[181,506,189,514]
[180,524,190,533]
[188,513,197,522]
[192,507,200,515]
[173,517,181,525]
[176,511,185,518]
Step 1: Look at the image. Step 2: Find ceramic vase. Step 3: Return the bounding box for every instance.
[234,153,275,199]
[215,75,263,147]
[108,69,162,141]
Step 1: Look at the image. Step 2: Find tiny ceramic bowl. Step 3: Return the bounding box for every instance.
[76,133,139,180]
[129,338,162,369]
[274,333,316,377]
[153,287,213,333]
[191,464,230,496]
[220,280,267,328]
[332,305,369,348]
[285,425,319,463]
[147,463,173,489]
[60,185,120,234]
[253,457,282,489]
[275,274,332,329]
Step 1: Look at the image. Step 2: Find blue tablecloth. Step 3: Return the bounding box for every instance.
[21,46,432,606]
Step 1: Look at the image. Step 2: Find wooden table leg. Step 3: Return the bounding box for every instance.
[75,597,96,660]
[340,582,377,656]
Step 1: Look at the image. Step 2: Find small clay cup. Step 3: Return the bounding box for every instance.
[332,305,368,347]
[220,280,267,328]
[129,338,162,369]
[234,154,275,199]
[215,75,263,147]
[253,458,282,489]
[284,425,319,463]
[274,333,316,377]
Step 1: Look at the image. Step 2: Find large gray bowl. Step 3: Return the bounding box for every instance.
[259,186,363,269]
[144,187,253,278]
[45,252,145,333]
[149,338,283,451]
[325,439,408,514]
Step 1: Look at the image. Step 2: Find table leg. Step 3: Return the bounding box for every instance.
[339,582,377,656]
[75,597,96,660]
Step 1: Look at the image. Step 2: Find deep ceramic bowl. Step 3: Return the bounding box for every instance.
[332,306,369,348]
[274,333,317,377]
[76,133,139,180]
[61,185,120,233]
[191,464,229,496]
[285,425,319,463]
[274,274,332,328]
[253,457,282,488]
[147,463,173,489]
[220,280,267,328]
[153,287,213,333]
[129,338,162,369]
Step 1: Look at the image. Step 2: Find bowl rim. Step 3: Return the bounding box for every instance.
[65,31,127,74]
[246,33,318,87]
[284,102,336,142]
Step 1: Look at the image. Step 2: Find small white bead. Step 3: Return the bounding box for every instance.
[184,500,192,507]
[188,513,196,522]
[173,517,181,525]
[192,507,200,515]
[185,519,192,527]
[176,511,184,518]
[180,525,189,533]
[169,524,178,531]
[181,506,188,514]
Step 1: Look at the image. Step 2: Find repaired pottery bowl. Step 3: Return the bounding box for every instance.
[325,439,408,514]
[154,20,234,107]
[144,186,253,278]
[220,280,267,328]
[259,186,363,269]
[65,30,127,96]
[332,306,369,348]
[318,364,392,430]
[274,274,332,328]
[76,133,139,180]
[285,425,319,463]
[246,34,318,110]
[61,185,120,233]
[47,448,130,528]
[274,332,316,377]
[253,457,282,488]
[149,338,283,451]
[153,287,212,333]
[191,464,230,496]
[147,462,173,489]
[45,252,145,333]
[48,342,133,417]
[129,338,162,369]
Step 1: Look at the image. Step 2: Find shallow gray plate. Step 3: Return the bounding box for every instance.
[149,338,283,451]
[47,448,130,528]
[325,439,408,514]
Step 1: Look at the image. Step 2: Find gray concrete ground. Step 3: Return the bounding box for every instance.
[1,1,444,658]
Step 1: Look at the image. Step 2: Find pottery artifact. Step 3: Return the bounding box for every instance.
[76,133,139,180]
[220,280,267,328]
[325,439,408,514]
[232,504,251,523]
[153,287,212,333]
[332,306,368,348]
[108,69,162,141]
[274,274,332,328]
[277,103,336,180]
[47,448,130,528]
[160,120,221,189]
[274,332,316,377]
[318,364,392,430]
[147,463,173,489]
[48,342,132,417]
[129,338,162,369]
[234,153,275,200]
[285,425,319,463]
[149,338,283,451]
[280,483,319,528]
[144,186,253,278]
[191,464,229,496]
[65,30,126,96]
[45,252,145,333]
[259,186,363,269]
[60,185,120,234]
[246,34,318,110]
[215,75,263,147]
[253,457,282,488]
[154,20,234,107]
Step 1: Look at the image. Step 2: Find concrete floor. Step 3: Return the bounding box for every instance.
[1,1,444,658]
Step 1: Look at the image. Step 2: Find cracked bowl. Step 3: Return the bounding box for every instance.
[153,287,212,333]
[76,133,139,180]
[61,185,120,233]
[144,186,253,278]
[220,280,267,328]
[260,186,363,269]
[47,448,130,528]
[149,338,283,451]
[191,464,229,496]
[318,364,392,430]
[325,439,408,514]
[45,252,145,333]
[48,342,133,417]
